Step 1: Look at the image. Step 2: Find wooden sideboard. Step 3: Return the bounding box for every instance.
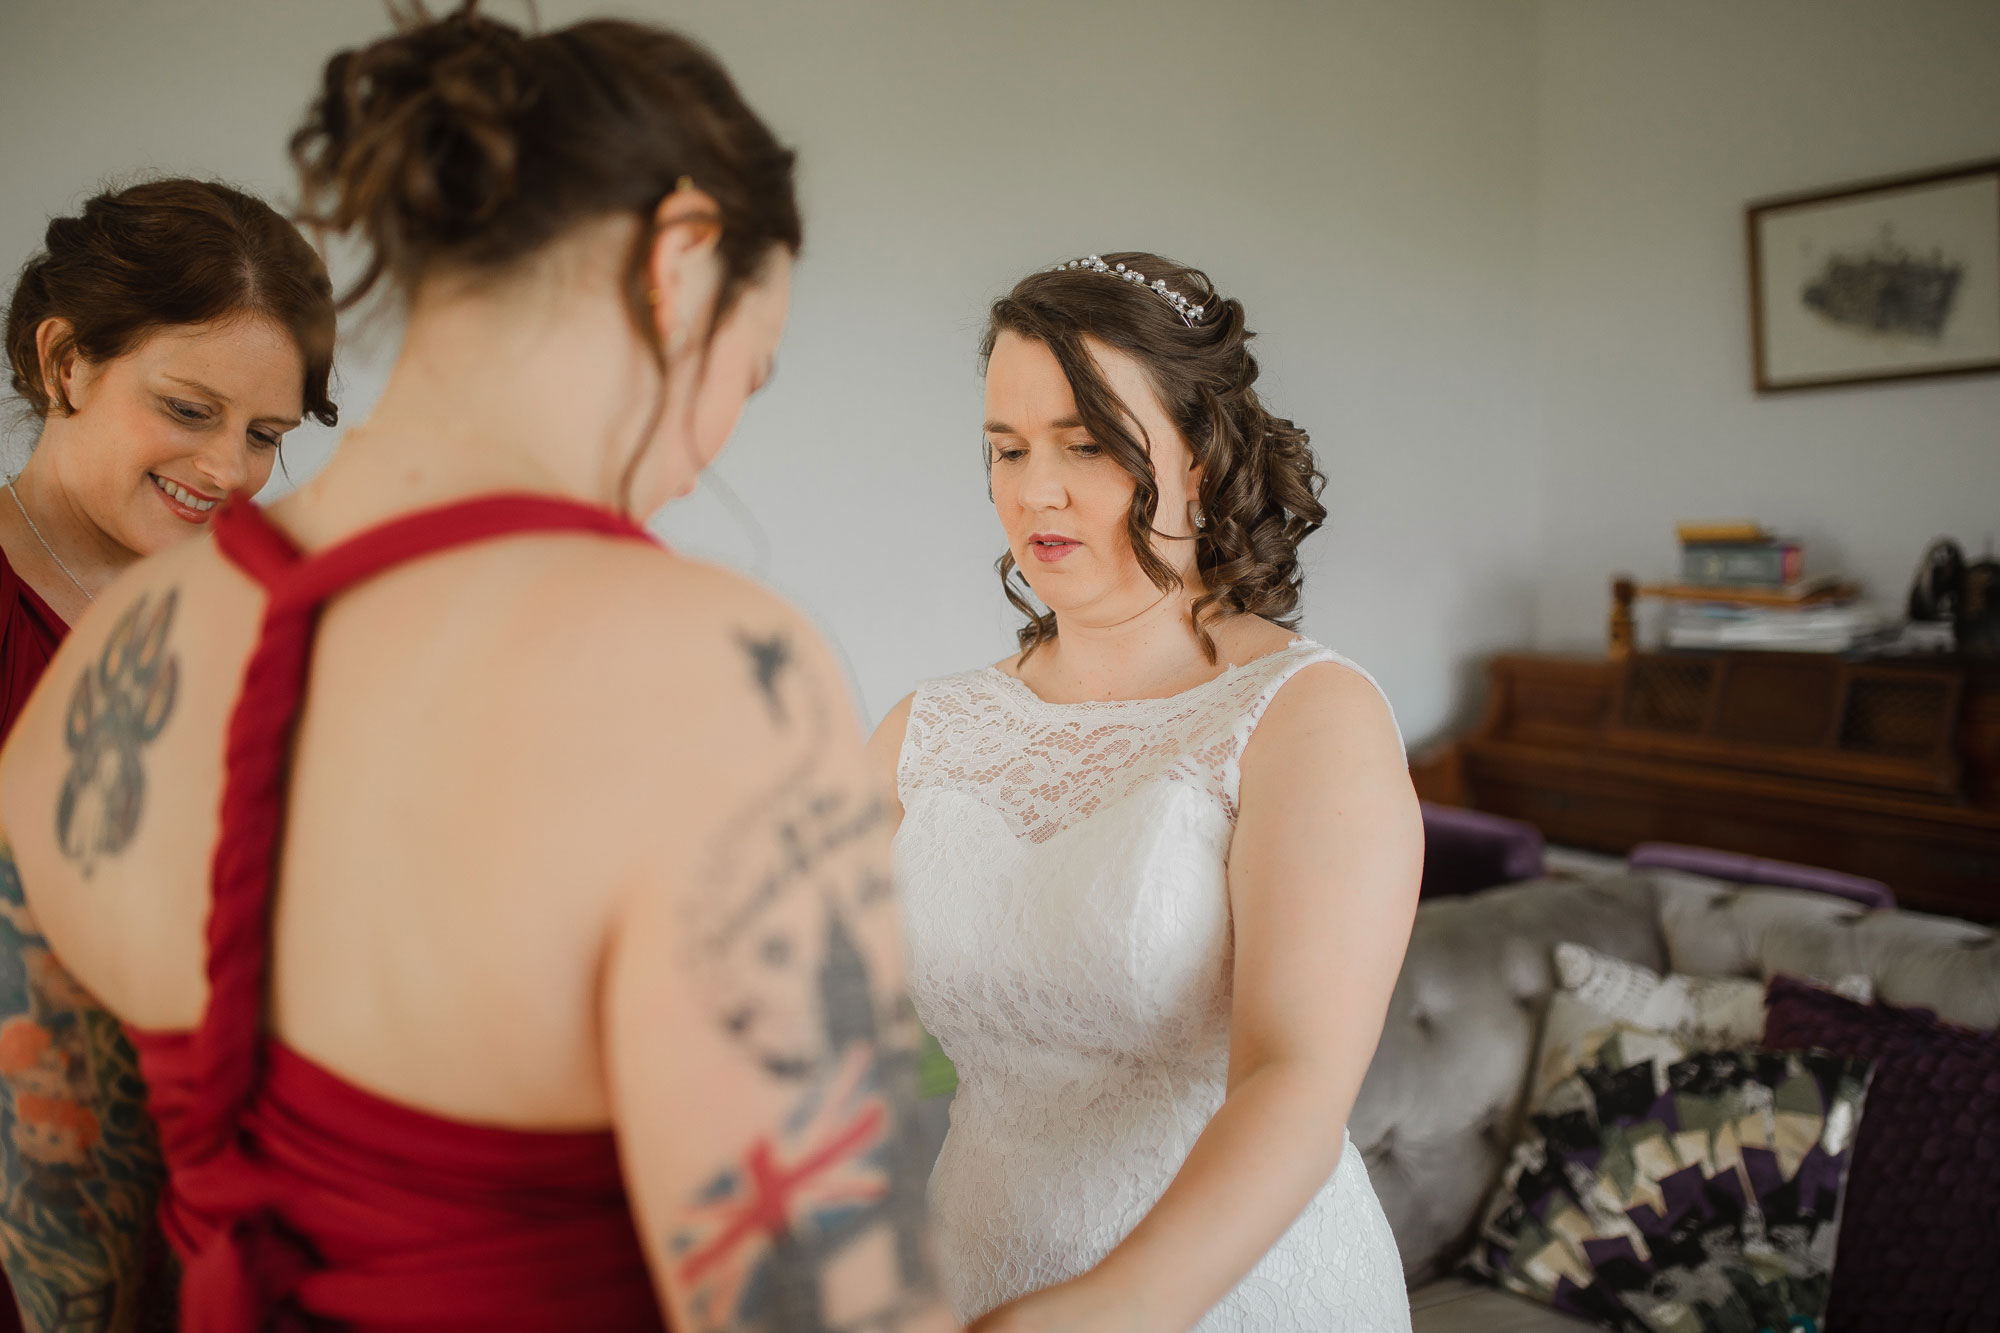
[1412,651,2000,921]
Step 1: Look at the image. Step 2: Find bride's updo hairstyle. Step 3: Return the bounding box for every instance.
[289,2,799,491]
[981,252,1328,661]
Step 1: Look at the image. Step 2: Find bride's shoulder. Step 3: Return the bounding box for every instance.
[1213,617,1399,755]
[1244,643,1403,775]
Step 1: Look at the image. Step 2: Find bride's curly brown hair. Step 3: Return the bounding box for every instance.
[981,252,1327,662]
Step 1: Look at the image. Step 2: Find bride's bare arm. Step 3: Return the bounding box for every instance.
[974,663,1420,1333]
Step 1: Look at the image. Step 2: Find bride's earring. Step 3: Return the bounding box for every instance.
[1190,503,1206,532]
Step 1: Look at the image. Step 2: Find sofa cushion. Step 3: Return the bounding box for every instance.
[1762,976,2000,1330]
[1467,1043,1872,1332]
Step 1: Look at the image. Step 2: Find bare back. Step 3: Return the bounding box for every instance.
[6,505,681,1126]
[0,492,955,1330]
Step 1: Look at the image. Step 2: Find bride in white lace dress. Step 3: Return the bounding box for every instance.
[868,254,1420,1332]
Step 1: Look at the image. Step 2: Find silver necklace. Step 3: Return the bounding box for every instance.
[6,481,93,603]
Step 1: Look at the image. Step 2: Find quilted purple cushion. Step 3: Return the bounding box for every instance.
[1762,976,2000,1331]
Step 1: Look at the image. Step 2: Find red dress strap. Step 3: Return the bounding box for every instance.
[190,493,656,1151]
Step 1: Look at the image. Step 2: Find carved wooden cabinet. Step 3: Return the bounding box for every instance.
[1414,652,2000,921]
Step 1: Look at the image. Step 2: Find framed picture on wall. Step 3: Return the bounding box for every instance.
[1747,158,2000,392]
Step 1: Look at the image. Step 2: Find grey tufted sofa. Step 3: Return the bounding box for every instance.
[1354,869,2000,1331]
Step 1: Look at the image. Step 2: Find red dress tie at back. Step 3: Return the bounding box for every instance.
[124,494,670,1331]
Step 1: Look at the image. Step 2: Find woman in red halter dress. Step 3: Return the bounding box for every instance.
[0,179,336,1330]
[0,9,954,1332]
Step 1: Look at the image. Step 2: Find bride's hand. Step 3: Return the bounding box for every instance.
[965,1276,1149,1333]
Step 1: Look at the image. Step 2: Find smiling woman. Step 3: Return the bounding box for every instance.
[0,177,334,1330]
[1,178,337,629]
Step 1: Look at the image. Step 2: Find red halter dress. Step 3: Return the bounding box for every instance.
[123,495,670,1331]
[0,543,67,741]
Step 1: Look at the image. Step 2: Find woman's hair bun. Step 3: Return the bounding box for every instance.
[303,10,528,242]
[293,7,535,298]
[292,3,802,315]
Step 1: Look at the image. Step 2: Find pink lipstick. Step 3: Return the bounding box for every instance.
[1027,532,1080,563]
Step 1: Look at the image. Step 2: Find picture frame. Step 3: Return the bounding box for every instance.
[1747,158,2000,393]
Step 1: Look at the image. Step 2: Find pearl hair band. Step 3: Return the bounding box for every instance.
[1051,255,1205,327]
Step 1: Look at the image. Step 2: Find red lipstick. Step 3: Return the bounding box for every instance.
[149,472,223,524]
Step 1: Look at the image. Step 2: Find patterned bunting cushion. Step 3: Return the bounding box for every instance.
[1468,1037,1873,1332]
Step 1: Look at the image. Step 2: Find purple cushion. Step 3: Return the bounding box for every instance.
[1628,842,1894,911]
[1762,976,2000,1330]
[1419,803,1545,899]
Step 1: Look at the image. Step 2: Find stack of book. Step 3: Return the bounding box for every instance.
[1652,522,1883,653]
[1677,521,1803,589]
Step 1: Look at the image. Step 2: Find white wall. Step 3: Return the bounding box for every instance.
[5,2,1995,746]
[0,3,389,464]
[1529,0,2000,650]
[0,0,1543,744]
[667,0,1545,742]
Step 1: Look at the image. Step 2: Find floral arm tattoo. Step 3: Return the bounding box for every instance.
[663,631,943,1333]
[0,838,166,1332]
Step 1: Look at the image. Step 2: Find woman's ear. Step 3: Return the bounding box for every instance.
[33,316,77,412]
[645,181,724,356]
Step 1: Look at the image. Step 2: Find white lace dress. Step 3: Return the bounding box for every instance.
[893,640,1411,1331]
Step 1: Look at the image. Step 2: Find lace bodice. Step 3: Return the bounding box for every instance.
[894,641,1411,1330]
